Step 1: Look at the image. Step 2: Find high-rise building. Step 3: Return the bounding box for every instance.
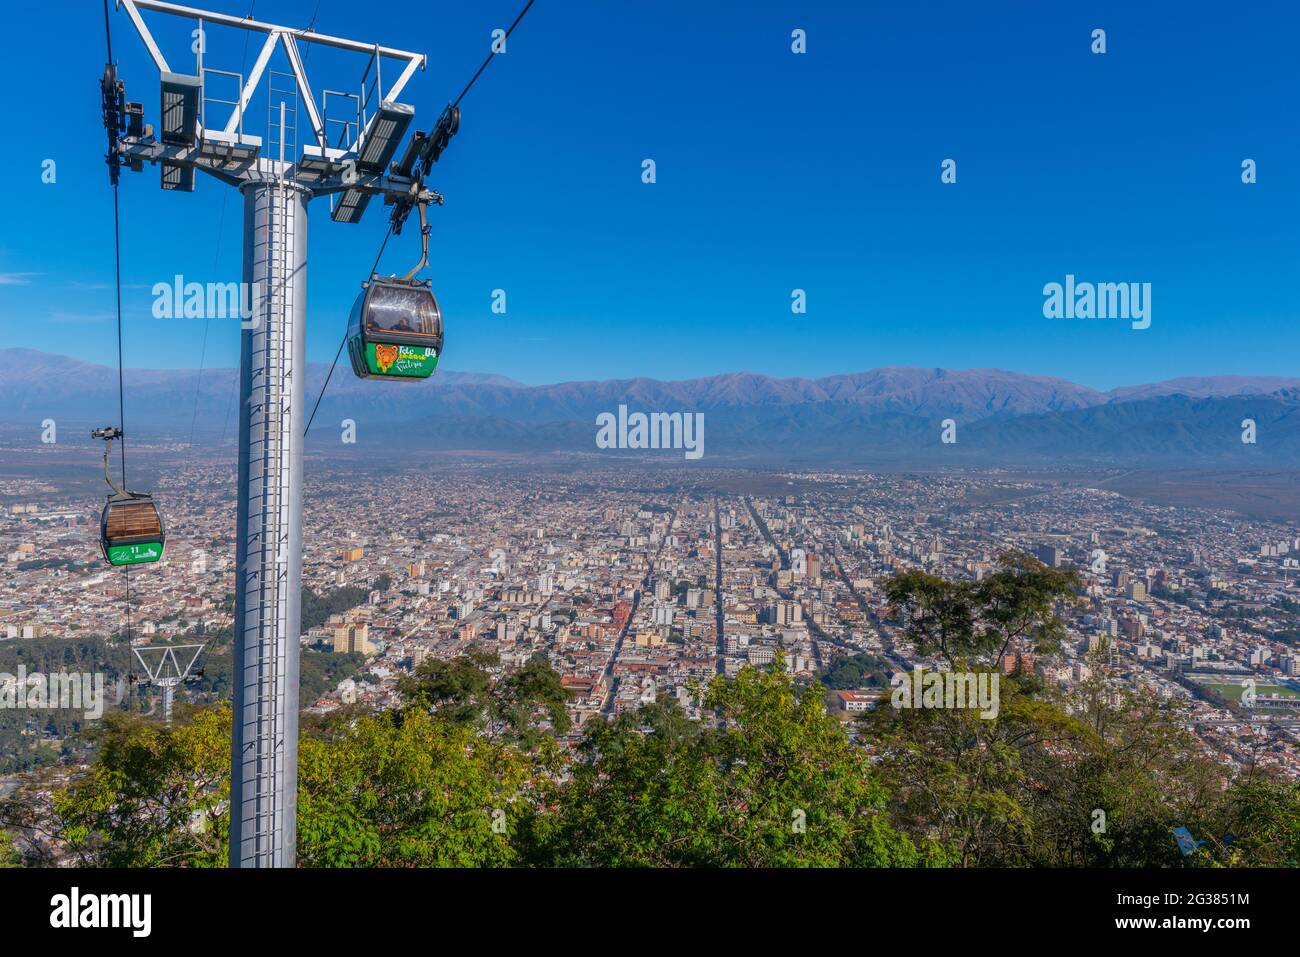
[775,600,803,626]
[333,623,372,655]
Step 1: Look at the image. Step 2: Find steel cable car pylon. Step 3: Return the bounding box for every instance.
[92,427,165,566]
[106,0,432,868]
[130,643,206,725]
[108,0,532,867]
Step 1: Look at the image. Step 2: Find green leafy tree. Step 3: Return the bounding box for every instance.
[864,651,1300,868]
[1018,679,1223,867]
[862,671,1079,866]
[974,552,1081,661]
[883,570,976,665]
[494,653,572,744]
[821,653,892,690]
[16,708,232,867]
[1208,776,1300,867]
[10,703,549,868]
[297,708,540,867]
[885,551,1078,665]
[400,647,570,746]
[540,657,922,867]
[398,647,497,725]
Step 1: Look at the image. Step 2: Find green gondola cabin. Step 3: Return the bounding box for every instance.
[100,498,166,566]
[346,278,444,380]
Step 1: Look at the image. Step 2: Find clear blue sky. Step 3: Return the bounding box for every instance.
[1,0,1297,388]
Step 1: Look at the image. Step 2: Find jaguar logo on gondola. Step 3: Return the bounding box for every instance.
[374,343,399,373]
[363,343,438,378]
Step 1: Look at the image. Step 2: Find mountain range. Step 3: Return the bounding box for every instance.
[2,348,1298,467]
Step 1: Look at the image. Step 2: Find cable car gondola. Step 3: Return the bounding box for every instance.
[347,200,444,380]
[92,427,165,567]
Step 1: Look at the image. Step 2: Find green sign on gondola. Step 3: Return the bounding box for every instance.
[106,542,164,566]
[365,342,439,378]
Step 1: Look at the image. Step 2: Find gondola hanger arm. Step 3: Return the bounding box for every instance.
[91,427,126,498]
[92,426,150,502]
[399,199,432,282]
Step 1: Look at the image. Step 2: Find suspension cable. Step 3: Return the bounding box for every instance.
[103,0,135,709]
[453,0,535,109]
[103,0,127,487]
[304,225,392,435]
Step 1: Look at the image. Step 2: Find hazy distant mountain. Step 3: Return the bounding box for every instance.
[1106,376,1300,403]
[3,348,1299,466]
[957,394,1300,467]
[0,348,522,430]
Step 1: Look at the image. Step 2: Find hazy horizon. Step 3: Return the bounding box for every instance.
[4,344,1299,394]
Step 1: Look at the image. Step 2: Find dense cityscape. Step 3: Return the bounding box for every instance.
[4,456,1299,788]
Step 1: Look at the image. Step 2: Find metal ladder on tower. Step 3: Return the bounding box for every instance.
[239,178,296,866]
[266,69,299,167]
[235,67,302,863]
